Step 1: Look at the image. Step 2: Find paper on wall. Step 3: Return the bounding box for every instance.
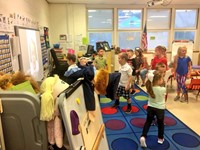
[10,36,20,56]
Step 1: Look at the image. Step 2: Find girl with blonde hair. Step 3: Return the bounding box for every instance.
[173,46,192,103]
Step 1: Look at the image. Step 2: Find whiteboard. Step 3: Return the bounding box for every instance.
[171,41,194,61]
[58,82,109,150]
[15,26,44,81]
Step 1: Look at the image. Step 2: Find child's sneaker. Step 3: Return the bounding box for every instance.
[174,96,180,101]
[125,107,132,114]
[111,102,119,108]
[130,88,135,95]
[180,99,188,103]
[158,138,164,144]
[140,136,147,147]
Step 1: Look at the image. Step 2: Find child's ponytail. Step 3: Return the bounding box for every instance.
[146,72,155,98]
[146,71,163,98]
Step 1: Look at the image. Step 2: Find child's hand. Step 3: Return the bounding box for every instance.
[125,85,129,91]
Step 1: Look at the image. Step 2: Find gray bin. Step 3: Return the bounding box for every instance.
[0,91,48,150]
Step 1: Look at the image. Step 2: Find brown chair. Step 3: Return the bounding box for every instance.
[186,78,200,100]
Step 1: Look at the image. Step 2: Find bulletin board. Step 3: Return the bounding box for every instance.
[171,40,194,61]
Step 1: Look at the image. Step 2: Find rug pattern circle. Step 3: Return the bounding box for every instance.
[134,95,148,101]
[143,104,148,110]
[105,119,126,130]
[101,107,118,115]
[100,97,111,103]
[147,135,170,150]
[119,97,127,102]
[130,118,145,128]
[122,105,139,113]
[164,116,177,126]
[172,133,200,147]
[111,138,138,150]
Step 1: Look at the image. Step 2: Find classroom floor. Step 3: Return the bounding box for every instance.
[139,79,200,136]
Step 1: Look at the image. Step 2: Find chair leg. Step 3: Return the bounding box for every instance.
[196,90,200,100]
[182,92,189,103]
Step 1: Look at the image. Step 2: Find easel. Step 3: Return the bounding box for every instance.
[171,40,194,61]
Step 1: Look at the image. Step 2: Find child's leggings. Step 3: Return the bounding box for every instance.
[176,73,187,93]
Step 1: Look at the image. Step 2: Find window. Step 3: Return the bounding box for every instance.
[87,9,113,50]
[86,8,199,52]
[88,9,113,30]
[118,9,142,30]
[146,9,171,50]
[175,9,197,29]
[88,32,112,50]
[118,32,141,49]
[147,31,169,50]
[174,9,197,41]
[174,31,195,41]
[147,9,171,29]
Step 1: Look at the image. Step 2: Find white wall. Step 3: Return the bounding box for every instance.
[49,4,86,53]
[0,0,49,72]
[0,0,49,27]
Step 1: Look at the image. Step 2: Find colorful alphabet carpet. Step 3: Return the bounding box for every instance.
[100,87,200,150]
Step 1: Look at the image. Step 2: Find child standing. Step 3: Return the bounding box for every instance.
[112,52,133,114]
[151,46,168,70]
[140,72,166,147]
[173,46,192,103]
[127,49,136,94]
[135,48,143,85]
[138,49,149,87]
[94,47,108,70]
[64,53,80,77]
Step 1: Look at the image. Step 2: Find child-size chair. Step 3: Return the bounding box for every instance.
[186,78,200,101]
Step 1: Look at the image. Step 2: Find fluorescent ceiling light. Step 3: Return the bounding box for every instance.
[176,10,192,12]
[121,10,141,13]
[118,16,130,18]
[88,10,96,12]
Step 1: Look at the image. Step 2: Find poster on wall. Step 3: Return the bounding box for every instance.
[44,27,50,48]
[14,26,44,81]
